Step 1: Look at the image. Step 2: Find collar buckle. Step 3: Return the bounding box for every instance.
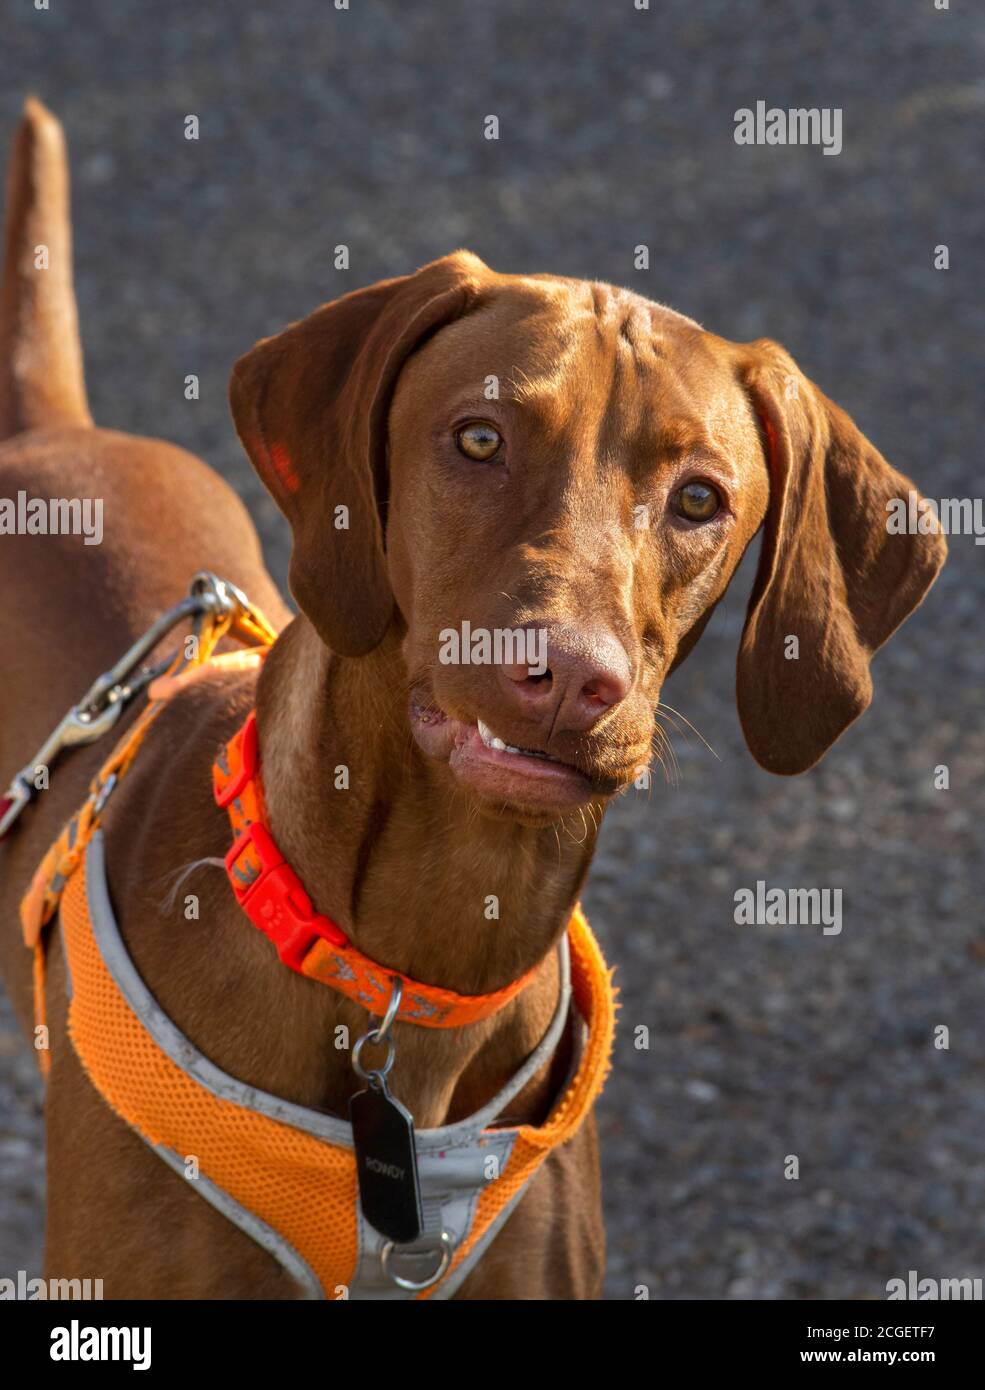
[225,820,348,969]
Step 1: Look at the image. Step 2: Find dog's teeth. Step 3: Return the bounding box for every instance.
[477,720,526,756]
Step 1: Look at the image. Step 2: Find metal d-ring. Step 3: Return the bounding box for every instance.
[380,1231,453,1291]
[351,975,403,1084]
[375,974,403,1043]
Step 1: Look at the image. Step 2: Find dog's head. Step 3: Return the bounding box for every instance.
[231,252,945,820]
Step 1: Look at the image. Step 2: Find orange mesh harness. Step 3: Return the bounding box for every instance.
[16,588,616,1299]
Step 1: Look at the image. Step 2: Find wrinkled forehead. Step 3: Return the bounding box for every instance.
[392,275,761,466]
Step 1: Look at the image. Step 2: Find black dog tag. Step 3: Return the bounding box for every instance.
[349,1077,423,1245]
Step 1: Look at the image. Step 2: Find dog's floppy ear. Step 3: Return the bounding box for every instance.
[737,340,946,775]
[230,252,487,655]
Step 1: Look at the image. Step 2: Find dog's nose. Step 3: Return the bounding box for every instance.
[498,624,632,734]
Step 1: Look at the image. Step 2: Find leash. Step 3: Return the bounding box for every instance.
[0,571,275,840]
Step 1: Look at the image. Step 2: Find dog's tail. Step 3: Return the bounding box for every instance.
[0,97,91,440]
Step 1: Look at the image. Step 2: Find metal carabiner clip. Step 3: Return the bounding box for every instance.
[0,572,252,839]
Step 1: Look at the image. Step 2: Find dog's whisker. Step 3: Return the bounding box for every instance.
[656,700,720,760]
[649,723,680,787]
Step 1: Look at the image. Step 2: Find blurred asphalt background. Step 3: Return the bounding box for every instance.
[2,0,983,1299]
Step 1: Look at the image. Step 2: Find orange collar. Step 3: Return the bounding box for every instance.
[213,712,538,1027]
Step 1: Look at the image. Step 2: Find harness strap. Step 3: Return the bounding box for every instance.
[21,592,278,1075]
[213,712,539,1027]
[23,690,184,1080]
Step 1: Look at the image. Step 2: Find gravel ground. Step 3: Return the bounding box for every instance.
[1,0,983,1299]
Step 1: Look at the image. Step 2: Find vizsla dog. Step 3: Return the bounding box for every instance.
[0,101,945,1300]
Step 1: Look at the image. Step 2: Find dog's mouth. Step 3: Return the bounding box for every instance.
[409,691,610,812]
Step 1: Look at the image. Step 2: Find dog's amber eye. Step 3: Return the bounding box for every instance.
[672,480,721,522]
[456,422,502,461]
